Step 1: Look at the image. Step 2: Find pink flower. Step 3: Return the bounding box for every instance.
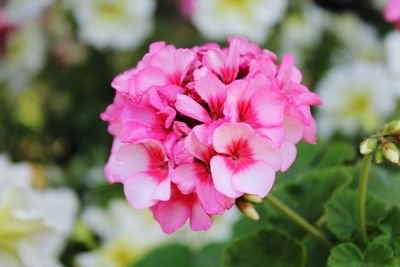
[385,0,400,29]
[210,123,281,198]
[151,184,212,234]
[102,37,321,234]
[172,125,235,215]
[0,10,14,61]
[113,140,171,209]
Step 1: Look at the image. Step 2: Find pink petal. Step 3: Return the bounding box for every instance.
[197,173,235,215]
[210,156,242,198]
[124,174,159,209]
[195,74,227,113]
[232,160,275,198]
[173,139,194,165]
[151,196,191,234]
[135,67,168,97]
[116,143,149,182]
[171,163,198,194]
[204,48,225,76]
[280,141,297,172]
[247,134,282,171]
[212,123,254,154]
[104,139,124,183]
[258,127,285,148]
[175,94,211,123]
[185,126,211,163]
[250,90,287,127]
[385,0,400,21]
[152,178,171,201]
[284,116,305,144]
[189,198,213,231]
[303,117,317,144]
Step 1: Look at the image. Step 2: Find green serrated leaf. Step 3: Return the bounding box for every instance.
[317,142,356,168]
[132,243,194,267]
[328,242,396,267]
[325,189,389,241]
[379,207,400,258]
[264,167,352,238]
[221,229,305,267]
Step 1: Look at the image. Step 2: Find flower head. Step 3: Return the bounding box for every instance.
[102,37,321,233]
[385,0,400,29]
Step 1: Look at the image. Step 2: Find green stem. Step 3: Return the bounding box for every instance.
[265,194,333,248]
[358,154,372,246]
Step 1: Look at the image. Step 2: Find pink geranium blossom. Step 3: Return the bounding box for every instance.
[385,0,400,29]
[102,37,321,234]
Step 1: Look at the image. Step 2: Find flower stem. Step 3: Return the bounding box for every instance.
[358,154,372,246]
[265,194,333,248]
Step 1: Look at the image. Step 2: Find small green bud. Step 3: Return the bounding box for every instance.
[236,199,260,221]
[381,120,400,135]
[360,138,377,155]
[375,150,384,164]
[383,141,399,164]
[243,194,263,203]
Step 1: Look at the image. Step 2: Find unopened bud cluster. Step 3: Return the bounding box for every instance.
[360,120,400,165]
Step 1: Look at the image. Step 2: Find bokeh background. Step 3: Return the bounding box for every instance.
[0,0,399,267]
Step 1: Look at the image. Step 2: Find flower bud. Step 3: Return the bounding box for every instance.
[381,120,400,135]
[375,150,384,164]
[236,199,260,221]
[243,194,263,203]
[383,141,399,164]
[360,138,377,155]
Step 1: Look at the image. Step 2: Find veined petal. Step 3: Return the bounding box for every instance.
[196,174,235,215]
[232,160,275,198]
[116,143,149,181]
[150,195,191,234]
[195,74,227,117]
[284,116,305,144]
[210,156,242,198]
[175,94,211,123]
[247,134,282,171]
[185,126,211,163]
[279,141,297,172]
[189,198,213,231]
[212,122,254,154]
[171,163,198,194]
[123,174,158,209]
[250,90,287,127]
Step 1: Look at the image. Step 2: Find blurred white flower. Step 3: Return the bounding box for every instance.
[316,62,398,138]
[0,20,47,90]
[70,0,156,50]
[190,0,288,43]
[280,4,329,66]
[75,199,169,267]
[385,31,400,93]
[75,199,239,267]
[0,155,78,267]
[4,0,53,24]
[330,13,383,63]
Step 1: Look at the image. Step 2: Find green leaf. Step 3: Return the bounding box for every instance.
[221,229,305,267]
[133,244,194,267]
[325,189,389,241]
[377,206,400,265]
[264,167,352,238]
[316,142,356,168]
[348,162,400,207]
[277,140,325,181]
[327,242,396,267]
[194,243,224,267]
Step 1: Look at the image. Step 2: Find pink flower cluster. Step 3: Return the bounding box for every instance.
[101,37,321,234]
[385,0,400,29]
[0,10,14,61]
